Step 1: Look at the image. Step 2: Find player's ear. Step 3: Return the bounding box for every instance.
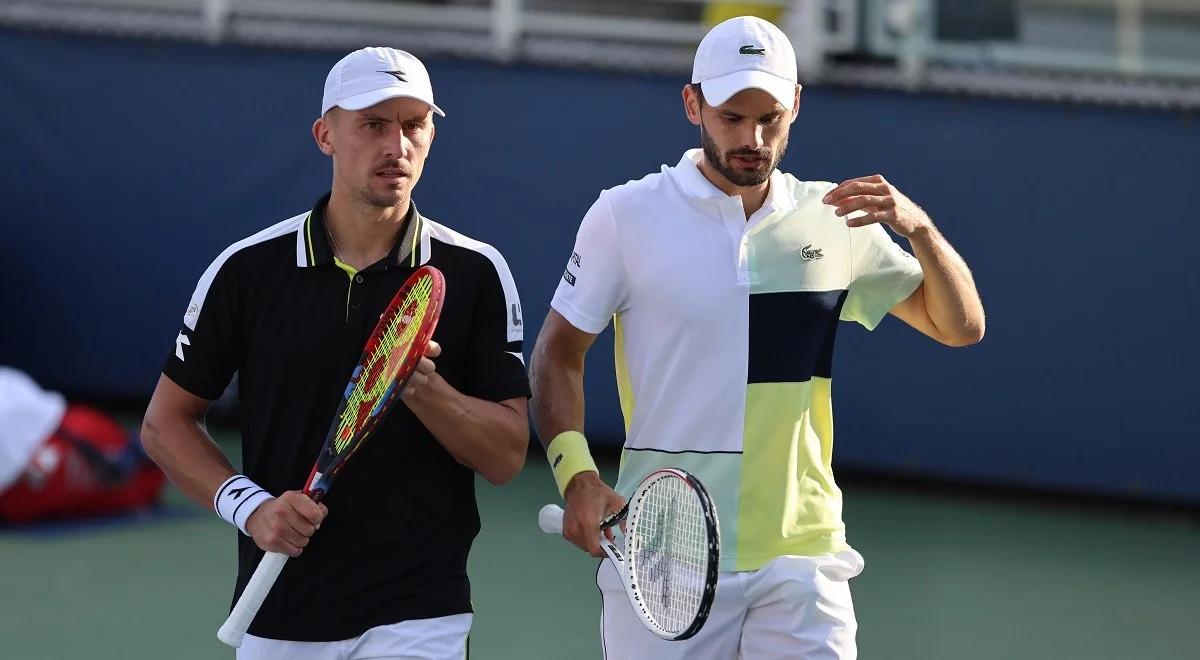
[313,112,335,156]
[683,84,702,127]
[790,86,801,124]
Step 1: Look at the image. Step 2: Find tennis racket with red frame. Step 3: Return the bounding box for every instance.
[217,265,445,648]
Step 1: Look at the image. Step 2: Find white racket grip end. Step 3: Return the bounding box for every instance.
[217,551,290,647]
[538,504,565,535]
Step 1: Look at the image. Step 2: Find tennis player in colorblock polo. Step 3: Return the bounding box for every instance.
[530,17,985,660]
[142,47,529,660]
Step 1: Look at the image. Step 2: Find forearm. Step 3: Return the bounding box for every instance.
[141,414,236,509]
[529,343,586,449]
[404,374,528,485]
[527,311,607,500]
[529,337,611,506]
[907,223,985,344]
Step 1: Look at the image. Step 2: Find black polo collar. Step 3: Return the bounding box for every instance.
[298,192,425,271]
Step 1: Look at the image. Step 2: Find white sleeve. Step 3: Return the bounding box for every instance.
[550,192,628,334]
[840,223,924,330]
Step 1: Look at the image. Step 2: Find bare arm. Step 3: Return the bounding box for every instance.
[529,310,625,556]
[141,374,325,556]
[826,174,985,346]
[529,310,598,448]
[889,224,984,346]
[141,374,235,508]
[402,342,530,485]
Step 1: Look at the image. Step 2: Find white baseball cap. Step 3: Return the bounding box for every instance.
[691,16,799,108]
[321,46,445,117]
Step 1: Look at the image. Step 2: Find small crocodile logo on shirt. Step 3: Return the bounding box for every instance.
[801,244,824,261]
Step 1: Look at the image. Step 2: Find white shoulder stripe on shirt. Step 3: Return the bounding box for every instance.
[424,220,524,346]
[183,212,308,331]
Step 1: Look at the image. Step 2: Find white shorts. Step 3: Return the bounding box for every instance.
[236,613,472,660]
[599,550,863,660]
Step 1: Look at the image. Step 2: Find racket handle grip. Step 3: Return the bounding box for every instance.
[538,504,565,535]
[217,551,289,648]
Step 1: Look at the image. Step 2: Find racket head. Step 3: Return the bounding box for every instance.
[308,265,445,494]
[622,468,720,641]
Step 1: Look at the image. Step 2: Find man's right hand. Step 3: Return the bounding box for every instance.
[244,490,328,557]
[562,471,626,558]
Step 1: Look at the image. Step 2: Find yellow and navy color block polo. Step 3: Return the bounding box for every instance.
[551,150,923,572]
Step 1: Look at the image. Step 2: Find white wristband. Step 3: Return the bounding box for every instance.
[213,475,273,536]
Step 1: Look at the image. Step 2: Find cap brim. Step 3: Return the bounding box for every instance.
[330,87,445,117]
[700,70,797,109]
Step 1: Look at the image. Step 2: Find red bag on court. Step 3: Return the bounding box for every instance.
[0,404,166,524]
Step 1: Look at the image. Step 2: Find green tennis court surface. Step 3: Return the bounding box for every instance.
[2,431,1197,659]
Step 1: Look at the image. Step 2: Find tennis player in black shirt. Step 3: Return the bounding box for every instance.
[142,46,530,659]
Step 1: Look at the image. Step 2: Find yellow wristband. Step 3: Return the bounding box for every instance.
[547,431,598,498]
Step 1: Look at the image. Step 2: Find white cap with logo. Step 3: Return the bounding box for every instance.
[691,16,799,108]
[321,46,445,117]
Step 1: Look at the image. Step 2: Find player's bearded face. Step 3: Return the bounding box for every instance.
[698,89,791,187]
[331,98,435,209]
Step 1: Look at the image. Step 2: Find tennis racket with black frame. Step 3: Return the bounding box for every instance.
[539,467,720,641]
[217,265,445,648]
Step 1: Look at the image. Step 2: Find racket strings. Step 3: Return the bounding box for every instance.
[334,275,435,453]
[629,475,709,635]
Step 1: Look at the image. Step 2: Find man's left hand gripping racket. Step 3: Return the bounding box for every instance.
[217,265,445,648]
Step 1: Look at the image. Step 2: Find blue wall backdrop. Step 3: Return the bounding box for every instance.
[2,29,1196,502]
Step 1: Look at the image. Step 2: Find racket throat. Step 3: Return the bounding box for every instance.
[306,471,330,502]
[600,537,624,562]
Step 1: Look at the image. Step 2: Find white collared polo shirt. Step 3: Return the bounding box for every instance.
[551,149,923,571]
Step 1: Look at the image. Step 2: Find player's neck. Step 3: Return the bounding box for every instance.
[696,160,770,220]
[324,187,410,270]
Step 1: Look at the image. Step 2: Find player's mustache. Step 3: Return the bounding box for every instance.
[726,148,770,160]
[373,161,413,175]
